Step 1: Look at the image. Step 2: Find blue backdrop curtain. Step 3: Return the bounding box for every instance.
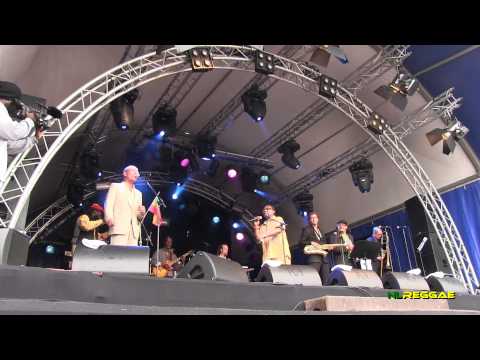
[441,180,480,280]
[351,179,480,280]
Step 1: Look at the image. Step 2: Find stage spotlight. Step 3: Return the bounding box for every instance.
[212,216,220,224]
[426,118,469,155]
[226,165,239,179]
[255,51,275,75]
[172,193,178,200]
[259,172,270,185]
[241,84,267,122]
[349,158,374,193]
[152,105,177,137]
[232,222,240,229]
[206,158,220,177]
[180,157,190,168]
[189,48,214,72]
[309,45,349,67]
[293,190,314,216]
[240,167,258,193]
[67,180,85,208]
[318,75,338,99]
[45,245,55,254]
[196,135,217,160]
[367,113,388,135]
[374,71,419,111]
[110,89,139,130]
[235,232,245,241]
[278,139,301,170]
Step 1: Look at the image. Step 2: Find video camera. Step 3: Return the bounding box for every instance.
[10,94,63,131]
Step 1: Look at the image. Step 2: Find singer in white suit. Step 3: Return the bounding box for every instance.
[105,165,146,246]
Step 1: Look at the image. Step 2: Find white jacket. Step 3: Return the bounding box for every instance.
[0,102,37,187]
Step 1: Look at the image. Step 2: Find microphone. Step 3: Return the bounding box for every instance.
[417,236,428,252]
[248,216,263,222]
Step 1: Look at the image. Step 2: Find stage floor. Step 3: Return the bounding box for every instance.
[1,265,479,314]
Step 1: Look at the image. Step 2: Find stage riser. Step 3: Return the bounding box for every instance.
[0,265,479,312]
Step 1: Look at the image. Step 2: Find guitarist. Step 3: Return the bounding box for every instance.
[151,236,179,278]
[299,212,330,284]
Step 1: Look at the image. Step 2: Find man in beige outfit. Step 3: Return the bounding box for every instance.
[105,165,146,246]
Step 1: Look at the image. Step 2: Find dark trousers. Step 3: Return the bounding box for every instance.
[308,261,330,285]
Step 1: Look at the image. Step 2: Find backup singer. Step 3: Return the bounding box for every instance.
[328,219,354,266]
[299,212,330,284]
[105,165,146,246]
[69,203,108,269]
[253,204,291,265]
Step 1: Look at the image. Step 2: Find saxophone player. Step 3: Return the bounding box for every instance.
[299,212,330,284]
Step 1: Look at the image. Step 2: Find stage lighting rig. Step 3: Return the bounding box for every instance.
[195,135,217,160]
[293,190,314,216]
[318,74,338,99]
[367,112,388,135]
[349,158,374,193]
[255,51,275,75]
[374,70,419,111]
[189,48,214,72]
[259,172,270,185]
[110,89,139,130]
[426,118,469,155]
[278,139,301,170]
[241,84,267,122]
[309,45,349,67]
[152,105,177,137]
[206,158,220,177]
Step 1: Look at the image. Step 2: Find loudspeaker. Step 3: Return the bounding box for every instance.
[328,269,383,288]
[72,244,150,274]
[177,251,249,283]
[426,276,468,293]
[0,228,30,265]
[255,265,322,286]
[382,271,430,290]
[405,197,453,275]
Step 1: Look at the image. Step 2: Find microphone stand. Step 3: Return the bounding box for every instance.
[141,180,167,267]
[417,236,428,276]
[401,226,413,270]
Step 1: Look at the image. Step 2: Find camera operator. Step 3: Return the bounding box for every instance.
[0,81,44,184]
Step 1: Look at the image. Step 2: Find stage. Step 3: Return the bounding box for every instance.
[1,265,480,314]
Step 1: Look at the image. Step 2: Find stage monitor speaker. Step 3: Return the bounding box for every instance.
[72,244,150,274]
[405,196,453,275]
[382,271,429,290]
[426,276,468,293]
[328,269,383,288]
[177,251,249,283]
[0,228,30,265]
[255,265,322,286]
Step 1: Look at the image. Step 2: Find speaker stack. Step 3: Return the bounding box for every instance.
[327,268,383,288]
[72,243,150,274]
[382,271,430,290]
[255,265,322,286]
[177,251,249,283]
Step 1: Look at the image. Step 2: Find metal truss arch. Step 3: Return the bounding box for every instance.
[0,45,476,292]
